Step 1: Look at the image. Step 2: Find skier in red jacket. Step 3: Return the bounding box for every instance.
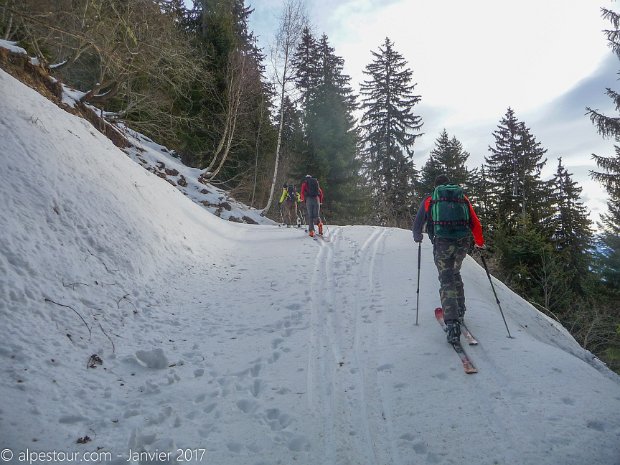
[300,175,324,237]
[412,174,484,343]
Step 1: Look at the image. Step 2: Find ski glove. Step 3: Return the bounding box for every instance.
[413,232,423,243]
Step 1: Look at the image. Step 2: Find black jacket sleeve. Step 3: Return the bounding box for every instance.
[411,198,428,242]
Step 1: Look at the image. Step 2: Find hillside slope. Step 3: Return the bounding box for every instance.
[1,68,619,465]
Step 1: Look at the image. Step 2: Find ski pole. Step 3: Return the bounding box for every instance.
[415,241,421,326]
[321,213,330,236]
[480,253,513,338]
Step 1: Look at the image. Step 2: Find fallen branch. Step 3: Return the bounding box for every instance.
[44,298,91,336]
[87,354,103,369]
[87,249,118,273]
[63,281,89,290]
[97,322,115,354]
[525,298,562,323]
[117,294,138,314]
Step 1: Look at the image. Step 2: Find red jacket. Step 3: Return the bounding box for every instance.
[300,179,324,203]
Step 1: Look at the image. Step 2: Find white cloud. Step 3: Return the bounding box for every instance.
[311,0,610,117]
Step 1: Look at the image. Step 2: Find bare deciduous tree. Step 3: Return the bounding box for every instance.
[202,49,248,181]
[261,0,306,215]
[4,0,210,146]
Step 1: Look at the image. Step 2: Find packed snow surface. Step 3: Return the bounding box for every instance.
[1,68,619,465]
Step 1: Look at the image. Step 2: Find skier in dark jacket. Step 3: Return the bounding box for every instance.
[412,174,484,344]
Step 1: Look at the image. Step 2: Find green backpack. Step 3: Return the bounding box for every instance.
[430,184,470,239]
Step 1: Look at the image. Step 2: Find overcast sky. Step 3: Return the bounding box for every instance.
[248,0,617,223]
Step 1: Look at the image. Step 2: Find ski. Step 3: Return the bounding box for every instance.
[434,307,478,374]
[460,322,478,345]
[305,230,330,242]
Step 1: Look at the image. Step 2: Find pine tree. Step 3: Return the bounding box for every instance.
[314,35,361,222]
[494,221,570,312]
[420,130,471,196]
[587,6,620,290]
[277,95,306,188]
[483,109,560,312]
[591,146,620,289]
[591,148,620,234]
[583,4,620,375]
[359,37,423,227]
[291,27,320,108]
[291,32,364,222]
[485,108,550,232]
[549,158,593,295]
[468,166,492,233]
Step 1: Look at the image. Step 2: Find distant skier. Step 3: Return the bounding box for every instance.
[300,175,324,237]
[412,174,484,344]
[278,183,300,227]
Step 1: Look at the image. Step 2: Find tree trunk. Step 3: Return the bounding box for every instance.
[262,66,287,214]
[203,47,252,183]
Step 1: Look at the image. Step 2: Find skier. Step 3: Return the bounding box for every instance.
[300,175,324,237]
[278,183,299,227]
[412,174,484,344]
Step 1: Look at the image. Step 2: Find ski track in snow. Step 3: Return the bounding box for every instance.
[112,226,421,465]
[307,227,393,465]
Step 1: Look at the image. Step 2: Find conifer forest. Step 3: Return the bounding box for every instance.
[1,0,619,371]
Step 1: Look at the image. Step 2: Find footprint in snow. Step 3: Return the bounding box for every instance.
[264,408,292,431]
[267,351,281,363]
[412,442,428,454]
[287,435,309,452]
[226,442,243,453]
[249,379,263,397]
[236,399,258,414]
[586,420,606,431]
[250,363,262,377]
[203,403,217,414]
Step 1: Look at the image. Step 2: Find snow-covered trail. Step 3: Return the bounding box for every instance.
[92,223,620,465]
[111,224,419,465]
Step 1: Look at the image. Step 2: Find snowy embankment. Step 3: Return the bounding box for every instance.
[1,66,619,465]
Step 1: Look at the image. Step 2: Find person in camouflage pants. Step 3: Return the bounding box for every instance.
[412,175,484,343]
[433,237,469,322]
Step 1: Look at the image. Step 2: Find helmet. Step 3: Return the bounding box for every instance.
[283,182,288,188]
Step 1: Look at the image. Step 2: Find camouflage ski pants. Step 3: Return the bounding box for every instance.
[433,237,469,322]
